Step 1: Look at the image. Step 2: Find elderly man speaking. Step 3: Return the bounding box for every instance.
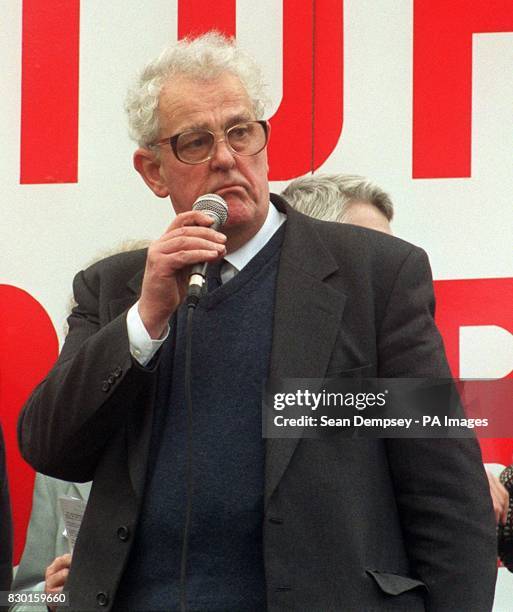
[19,33,496,611]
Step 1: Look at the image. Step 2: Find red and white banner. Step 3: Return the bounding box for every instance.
[1,1,512,605]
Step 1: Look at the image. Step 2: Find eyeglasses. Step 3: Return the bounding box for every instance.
[151,120,269,165]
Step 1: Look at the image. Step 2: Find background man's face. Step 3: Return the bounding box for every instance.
[155,72,270,246]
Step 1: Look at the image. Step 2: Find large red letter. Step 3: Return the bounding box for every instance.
[20,0,80,184]
[413,0,513,179]
[178,0,236,38]
[0,286,59,562]
[434,277,513,465]
[178,0,344,180]
[267,0,343,179]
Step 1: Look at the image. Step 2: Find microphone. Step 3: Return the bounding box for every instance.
[186,193,229,308]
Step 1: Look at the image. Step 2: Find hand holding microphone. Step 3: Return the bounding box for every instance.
[138,194,228,338]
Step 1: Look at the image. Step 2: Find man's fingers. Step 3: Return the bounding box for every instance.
[45,554,72,593]
[498,487,510,525]
[46,568,70,591]
[500,504,509,526]
[155,234,227,256]
[165,224,227,241]
[162,248,225,271]
[46,553,72,575]
[494,495,508,525]
[486,471,510,524]
[163,210,221,233]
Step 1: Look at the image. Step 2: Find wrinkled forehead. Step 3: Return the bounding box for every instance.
[159,71,253,110]
[158,72,255,129]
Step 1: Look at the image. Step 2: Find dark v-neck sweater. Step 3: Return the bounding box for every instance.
[114,225,284,611]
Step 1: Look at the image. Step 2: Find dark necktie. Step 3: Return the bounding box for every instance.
[206,259,224,292]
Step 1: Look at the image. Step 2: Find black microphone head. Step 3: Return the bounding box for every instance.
[192,193,228,226]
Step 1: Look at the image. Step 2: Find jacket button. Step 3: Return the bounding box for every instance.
[101,381,110,392]
[96,591,109,606]
[107,375,115,385]
[117,525,130,541]
[113,367,122,378]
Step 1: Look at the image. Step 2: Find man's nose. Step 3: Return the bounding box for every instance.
[209,137,236,170]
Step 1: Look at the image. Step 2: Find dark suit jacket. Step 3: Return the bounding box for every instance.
[18,195,497,611]
[0,424,13,594]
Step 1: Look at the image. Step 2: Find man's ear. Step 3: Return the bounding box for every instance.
[133,148,169,198]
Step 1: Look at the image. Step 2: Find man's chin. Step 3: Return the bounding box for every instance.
[215,192,248,220]
[222,208,255,233]
[215,186,248,203]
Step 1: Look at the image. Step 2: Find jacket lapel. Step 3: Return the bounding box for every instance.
[265,199,348,509]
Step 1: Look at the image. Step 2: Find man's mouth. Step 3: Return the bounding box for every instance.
[215,185,246,196]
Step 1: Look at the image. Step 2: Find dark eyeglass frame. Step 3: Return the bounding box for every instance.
[150,120,269,165]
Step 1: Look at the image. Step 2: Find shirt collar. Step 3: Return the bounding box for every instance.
[224,202,286,272]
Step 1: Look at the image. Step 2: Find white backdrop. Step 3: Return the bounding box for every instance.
[1,1,512,607]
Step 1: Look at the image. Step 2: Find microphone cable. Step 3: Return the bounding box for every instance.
[179,193,228,611]
[179,304,195,612]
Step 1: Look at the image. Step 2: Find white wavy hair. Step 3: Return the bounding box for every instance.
[125,31,269,148]
[281,174,394,223]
